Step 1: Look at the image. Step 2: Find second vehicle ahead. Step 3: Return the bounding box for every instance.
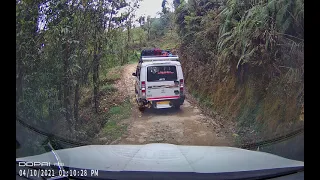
[132,49,185,111]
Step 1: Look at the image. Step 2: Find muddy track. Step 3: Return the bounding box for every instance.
[112,63,235,146]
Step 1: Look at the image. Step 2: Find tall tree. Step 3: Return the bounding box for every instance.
[162,0,169,14]
[16,0,137,133]
[173,0,181,10]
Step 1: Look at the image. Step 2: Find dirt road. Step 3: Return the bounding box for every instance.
[113,64,234,146]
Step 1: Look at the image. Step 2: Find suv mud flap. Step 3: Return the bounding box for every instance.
[170,96,185,106]
[179,95,185,105]
[138,99,151,108]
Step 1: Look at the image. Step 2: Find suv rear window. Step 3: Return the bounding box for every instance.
[147,66,177,82]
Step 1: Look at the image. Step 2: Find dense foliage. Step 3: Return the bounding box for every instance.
[16,0,142,155]
[174,0,304,139]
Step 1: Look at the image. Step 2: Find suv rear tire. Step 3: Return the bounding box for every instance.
[138,106,145,112]
[173,105,180,110]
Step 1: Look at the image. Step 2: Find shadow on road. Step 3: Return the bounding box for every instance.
[141,107,183,116]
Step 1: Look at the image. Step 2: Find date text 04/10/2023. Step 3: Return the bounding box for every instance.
[18,169,99,178]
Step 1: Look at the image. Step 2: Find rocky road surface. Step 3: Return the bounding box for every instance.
[112,64,235,146]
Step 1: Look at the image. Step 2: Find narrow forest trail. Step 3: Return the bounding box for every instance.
[111,63,235,146]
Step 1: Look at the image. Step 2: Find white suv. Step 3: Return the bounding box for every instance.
[132,49,185,111]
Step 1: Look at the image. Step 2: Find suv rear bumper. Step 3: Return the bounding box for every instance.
[139,95,185,108]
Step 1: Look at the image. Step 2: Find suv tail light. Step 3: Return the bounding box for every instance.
[141,81,146,96]
[180,79,184,93]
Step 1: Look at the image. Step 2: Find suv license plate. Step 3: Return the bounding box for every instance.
[157,101,170,105]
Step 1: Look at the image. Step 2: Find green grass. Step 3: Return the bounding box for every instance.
[191,89,200,100]
[129,59,138,64]
[107,98,131,120]
[190,88,214,109]
[105,68,121,81]
[102,98,131,139]
[106,73,121,81]
[100,66,123,84]
[108,106,122,115]
[128,51,140,64]
[102,121,128,140]
[101,84,117,92]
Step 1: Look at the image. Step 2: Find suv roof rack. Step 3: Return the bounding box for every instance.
[140,55,179,63]
[141,55,178,58]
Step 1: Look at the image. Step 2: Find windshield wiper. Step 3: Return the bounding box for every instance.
[16,139,68,180]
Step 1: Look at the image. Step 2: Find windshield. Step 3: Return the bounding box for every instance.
[16,0,304,177]
[147,66,177,82]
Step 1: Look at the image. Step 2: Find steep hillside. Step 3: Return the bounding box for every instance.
[174,0,304,143]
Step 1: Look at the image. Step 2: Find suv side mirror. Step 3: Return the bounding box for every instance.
[132,72,136,76]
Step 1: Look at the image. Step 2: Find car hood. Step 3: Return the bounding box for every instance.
[16,143,304,173]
